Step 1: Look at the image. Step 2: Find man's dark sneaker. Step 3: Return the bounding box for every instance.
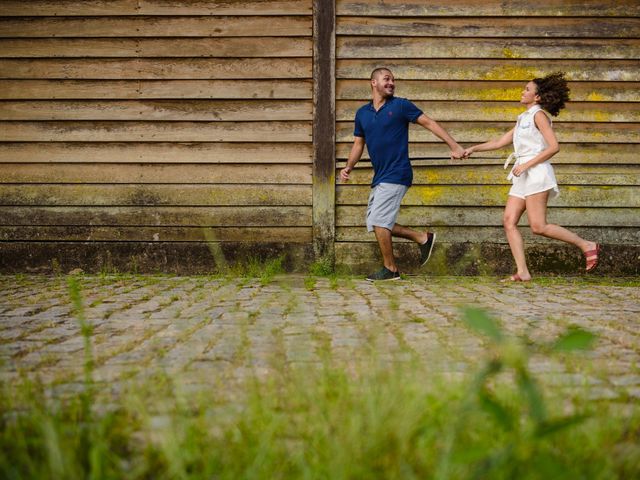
[366,266,400,282]
[419,232,436,266]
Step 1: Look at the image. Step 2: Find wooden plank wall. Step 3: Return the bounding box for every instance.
[0,0,314,272]
[335,0,640,273]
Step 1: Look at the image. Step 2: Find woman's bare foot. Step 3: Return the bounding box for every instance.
[500,273,531,282]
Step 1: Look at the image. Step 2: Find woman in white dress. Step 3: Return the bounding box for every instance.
[462,72,600,281]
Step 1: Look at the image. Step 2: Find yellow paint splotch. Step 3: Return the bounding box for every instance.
[586,92,606,102]
[473,88,522,101]
[592,111,611,122]
[501,48,521,59]
[482,65,538,81]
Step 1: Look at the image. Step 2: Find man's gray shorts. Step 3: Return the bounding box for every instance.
[366,182,409,232]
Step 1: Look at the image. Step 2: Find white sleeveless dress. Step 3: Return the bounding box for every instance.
[508,104,560,200]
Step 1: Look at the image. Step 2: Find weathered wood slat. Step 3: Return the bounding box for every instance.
[336,0,640,17]
[336,206,640,227]
[336,60,640,81]
[0,205,312,227]
[0,0,137,15]
[1,0,312,16]
[336,121,640,144]
[143,0,312,15]
[335,165,640,186]
[1,80,632,102]
[0,100,313,121]
[0,16,312,37]
[0,121,312,142]
[6,225,635,244]
[0,226,312,243]
[0,163,312,184]
[0,142,313,163]
[0,184,312,206]
[0,80,313,99]
[337,185,640,208]
[0,58,312,79]
[337,16,640,38]
[337,101,640,123]
[337,37,640,60]
[336,143,640,164]
[336,226,640,244]
[6,142,634,166]
[137,79,313,99]
[336,80,640,102]
[0,38,313,58]
[4,100,634,123]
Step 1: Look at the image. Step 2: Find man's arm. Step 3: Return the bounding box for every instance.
[340,136,365,182]
[415,113,464,158]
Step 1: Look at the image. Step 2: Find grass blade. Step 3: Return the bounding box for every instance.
[462,307,503,343]
[551,328,597,352]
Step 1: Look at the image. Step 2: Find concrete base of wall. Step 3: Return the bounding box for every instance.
[337,242,640,276]
[0,242,315,275]
[0,242,637,276]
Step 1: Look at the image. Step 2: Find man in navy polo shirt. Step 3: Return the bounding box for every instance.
[340,67,464,281]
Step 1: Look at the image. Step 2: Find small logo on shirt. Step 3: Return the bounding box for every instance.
[388,111,393,116]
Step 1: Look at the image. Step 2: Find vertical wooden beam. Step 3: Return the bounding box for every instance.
[312,0,336,263]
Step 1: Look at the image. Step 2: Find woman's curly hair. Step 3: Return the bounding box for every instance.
[532,72,570,116]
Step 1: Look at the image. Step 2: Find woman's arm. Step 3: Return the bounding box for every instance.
[463,128,515,157]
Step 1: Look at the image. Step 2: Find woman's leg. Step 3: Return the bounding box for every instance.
[525,191,597,254]
[503,195,531,280]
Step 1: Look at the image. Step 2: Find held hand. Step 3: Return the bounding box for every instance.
[462,147,474,159]
[450,147,465,160]
[339,167,351,182]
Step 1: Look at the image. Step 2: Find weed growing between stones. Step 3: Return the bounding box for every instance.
[305,256,339,292]
[1,286,639,479]
[203,227,287,283]
[303,276,317,291]
[309,257,334,277]
[216,255,286,286]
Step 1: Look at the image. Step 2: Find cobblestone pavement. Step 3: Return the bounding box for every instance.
[1,275,639,401]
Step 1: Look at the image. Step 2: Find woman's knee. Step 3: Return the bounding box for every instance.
[503,215,518,229]
[530,222,547,235]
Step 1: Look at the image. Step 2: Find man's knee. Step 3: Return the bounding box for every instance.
[374,225,392,235]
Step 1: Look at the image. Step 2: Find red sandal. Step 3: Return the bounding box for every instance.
[584,244,601,272]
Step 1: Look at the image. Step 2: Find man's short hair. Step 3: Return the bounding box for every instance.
[370,67,392,80]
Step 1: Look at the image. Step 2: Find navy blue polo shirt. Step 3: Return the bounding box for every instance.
[354,96,423,187]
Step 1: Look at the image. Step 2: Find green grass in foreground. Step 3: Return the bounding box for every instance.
[0,281,639,479]
[2,357,639,479]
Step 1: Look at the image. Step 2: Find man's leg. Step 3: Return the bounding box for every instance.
[374,226,397,272]
[391,224,428,244]
[392,223,436,266]
[365,183,407,280]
